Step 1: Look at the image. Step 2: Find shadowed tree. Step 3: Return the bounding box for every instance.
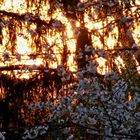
[76,26,92,69]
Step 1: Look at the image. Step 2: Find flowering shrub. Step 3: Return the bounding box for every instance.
[20,64,140,139]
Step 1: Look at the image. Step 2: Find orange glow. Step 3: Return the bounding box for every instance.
[128,92,132,101]
[136,0,140,5]
[84,10,103,33]
[16,36,32,55]
[132,22,140,45]
[80,0,88,2]
[51,8,77,71]
[18,72,30,79]
[96,57,108,75]
[114,56,125,73]
[66,23,74,39]
[132,55,140,74]
[76,21,80,28]
[0,0,27,13]
[91,35,103,49]
[106,25,118,49]
[0,0,140,79]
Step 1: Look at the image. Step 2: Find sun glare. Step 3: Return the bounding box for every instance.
[16,36,32,55]
[115,56,125,73]
[96,57,108,75]
[0,0,140,79]
[1,0,27,13]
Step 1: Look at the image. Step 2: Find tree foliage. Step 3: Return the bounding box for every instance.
[0,0,140,139]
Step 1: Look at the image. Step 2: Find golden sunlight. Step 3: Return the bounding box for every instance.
[1,0,27,13]
[106,25,118,50]
[96,57,108,75]
[132,55,140,74]
[16,36,32,55]
[0,0,140,79]
[128,92,132,101]
[114,56,125,73]
[136,0,140,5]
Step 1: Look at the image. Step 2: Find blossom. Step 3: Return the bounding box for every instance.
[0,132,5,140]
[15,53,21,61]
[2,52,10,61]
[22,125,49,140]
[25,15,30,22]
[86,61,97,74]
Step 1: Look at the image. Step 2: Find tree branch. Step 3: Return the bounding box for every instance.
[0,10,60,27]
[0,64,45,71]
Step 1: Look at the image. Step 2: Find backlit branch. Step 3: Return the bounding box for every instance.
[0,10,63,28]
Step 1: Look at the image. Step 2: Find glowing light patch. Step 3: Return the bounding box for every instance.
[16,36,32,55]
[1,0,27,13]
[96,57,108,75]
[0,0,140,79]
[115,56,125,73]
[67,54,77,71]
[136,0,140,5]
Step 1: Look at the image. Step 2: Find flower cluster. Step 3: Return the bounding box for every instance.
[25,63,140,139]
[22,125,49,140]
[0,132,5,140]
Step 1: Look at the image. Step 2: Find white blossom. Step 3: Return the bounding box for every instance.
[67,134,74,140]
[0,132,5,140]
[25,15,30,22]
